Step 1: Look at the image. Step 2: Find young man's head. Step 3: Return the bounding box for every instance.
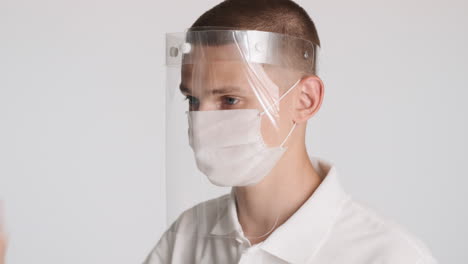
[192,0,321,53]
[178,0,324,186]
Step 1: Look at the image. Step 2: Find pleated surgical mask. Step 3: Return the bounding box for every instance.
[187,79,300,187]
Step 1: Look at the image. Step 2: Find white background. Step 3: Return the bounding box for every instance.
[0,0,466,263]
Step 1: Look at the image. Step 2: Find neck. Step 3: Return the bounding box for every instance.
[233,135,323,245]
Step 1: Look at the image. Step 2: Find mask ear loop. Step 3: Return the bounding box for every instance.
[242,81,300,240]
[280,122,297,148]
[258,78,301,117]
[242,123,296,240]
[243,215,280,240]
[257,79,300,149]
[241,120,294,240]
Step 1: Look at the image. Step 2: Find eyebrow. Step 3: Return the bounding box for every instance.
[179,83,242,95]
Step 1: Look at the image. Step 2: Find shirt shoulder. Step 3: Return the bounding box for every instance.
[170,193,231,235]
[320,196,438,263]
[142,194,230,264]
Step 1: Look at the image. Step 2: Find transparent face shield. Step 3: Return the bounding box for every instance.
[165,29,318,245]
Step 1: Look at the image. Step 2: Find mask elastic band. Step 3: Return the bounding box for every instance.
[259,78,302,117]
[280,122,297,148]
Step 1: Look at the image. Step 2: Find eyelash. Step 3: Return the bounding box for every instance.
[184,95,241,107]
[184,95,199,105]
[223,96,240,105]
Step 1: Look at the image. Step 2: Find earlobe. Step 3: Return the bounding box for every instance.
[293,76,324,123]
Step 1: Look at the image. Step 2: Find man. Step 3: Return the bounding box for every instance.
[144,0,438,263]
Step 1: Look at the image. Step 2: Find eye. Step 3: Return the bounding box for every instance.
[223,96,240,105]
[184,95,199,106]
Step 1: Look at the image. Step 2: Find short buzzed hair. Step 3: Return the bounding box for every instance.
[192,0,320,47]
[190,0,320,74]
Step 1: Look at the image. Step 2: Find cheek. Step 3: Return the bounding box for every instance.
[260,117,278,146]
[259,101,295,147]
[260,114,291,147]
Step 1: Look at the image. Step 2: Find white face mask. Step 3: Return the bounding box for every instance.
[187,79,301,187]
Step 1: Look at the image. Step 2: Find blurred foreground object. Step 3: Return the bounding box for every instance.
[0,202,6,264]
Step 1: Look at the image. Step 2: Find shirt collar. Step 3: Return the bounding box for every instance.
[209,189,242,236]
[210,156,350,264]
[261,157,350,263]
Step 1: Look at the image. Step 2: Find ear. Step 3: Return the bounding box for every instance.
[292,75,324,123]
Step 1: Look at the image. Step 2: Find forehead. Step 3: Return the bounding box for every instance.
[179,44,292,99]
[182,43,244,63]
[181,61,248,86]
[181,44,253,88]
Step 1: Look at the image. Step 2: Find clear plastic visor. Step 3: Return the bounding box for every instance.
[164,29,318,242]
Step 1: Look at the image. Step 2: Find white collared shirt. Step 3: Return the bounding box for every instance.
[143,157,438,264]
